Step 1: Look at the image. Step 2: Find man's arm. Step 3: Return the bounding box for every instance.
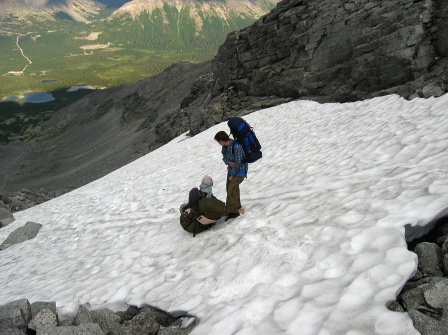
[222,146,231,165]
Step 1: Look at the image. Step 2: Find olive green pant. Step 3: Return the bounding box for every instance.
[226,176,244,213]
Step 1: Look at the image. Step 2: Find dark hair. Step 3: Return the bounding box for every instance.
[214,131,230,142]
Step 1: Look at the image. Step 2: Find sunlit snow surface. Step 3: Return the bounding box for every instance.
[1,94,448,335]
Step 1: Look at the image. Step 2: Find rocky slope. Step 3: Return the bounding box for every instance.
[1,0,447,196]
[182,0,448,136]
[0,61,211,193]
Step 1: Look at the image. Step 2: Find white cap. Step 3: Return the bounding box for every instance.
[201,175,213,186]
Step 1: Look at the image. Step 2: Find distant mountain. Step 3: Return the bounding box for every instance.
[113,0,276,18]
[101,0,278,49]
[0,0,131,22]
[0,0,276,23]
[0,0,130,10]
[0,0,276,98]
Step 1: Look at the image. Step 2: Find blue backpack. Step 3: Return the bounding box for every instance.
[227,117,262,163]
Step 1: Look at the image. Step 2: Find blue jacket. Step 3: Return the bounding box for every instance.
[221,140,248,177]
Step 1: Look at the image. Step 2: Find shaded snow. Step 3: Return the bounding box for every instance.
[1,94,448,334]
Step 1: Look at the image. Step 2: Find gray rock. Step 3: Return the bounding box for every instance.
[442,237,448,256]
[408,309,447,335]
[415,242,444,277]
[444,254,448,276]
[436,234,447,247]
[140,306,179,327]
[423,277,448,309]
[36,323,105,335]
[74,305,93,326]
[7,299,31,324]
[401,287,427,311]
[29,309,58,331]
[0,305,26,333]
[440,223,448,236]
[422,83,446,98]
[158,317,199,335]
[0,208,14,227]
[122,312,159,335]
[0,329,26,335]
[58,318,75,327]
[90,308,123,335]
[0,221,42,250]
[115,306,140,322]
[401,277,434,294]
[31,301,57,318]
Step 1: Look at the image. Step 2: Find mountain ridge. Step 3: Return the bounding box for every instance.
[112,0,275,18]
[0,0,128,22]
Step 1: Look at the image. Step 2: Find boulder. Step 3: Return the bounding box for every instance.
[122,313,159,335]
[0,301,198,335]
[29,309,58,331]
[74,305,93,326]
[401,287,426,311]
[139,306,180,327]
[0,222,43,250]
[0,329,26,335]
[90,309,123,335]
[116,306,141,322]
[0,305,26,333]
[422,277,448,309]
[0,208,14,227]
[36,323,105,335]
[408,309,448,335]
[31,301,57,318]
[415,242,444,277]
[7,300,32,324]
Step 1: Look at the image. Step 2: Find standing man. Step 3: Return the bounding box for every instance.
[214,131,248,220]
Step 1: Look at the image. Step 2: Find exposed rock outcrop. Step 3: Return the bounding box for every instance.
[0,188,63,213]
[0,300,198,335]
[389,217,448,335]
[0,221,42,250]
[182,0,448,135]
[0,207,14,227]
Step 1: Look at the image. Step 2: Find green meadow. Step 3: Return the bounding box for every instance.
[0,4,270,143]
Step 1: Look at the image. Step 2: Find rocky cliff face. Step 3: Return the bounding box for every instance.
[179,0,448,136]
[212,0,447,102]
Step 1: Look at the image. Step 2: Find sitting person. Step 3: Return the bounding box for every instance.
[179,176,225,236]
[183,175,214,210]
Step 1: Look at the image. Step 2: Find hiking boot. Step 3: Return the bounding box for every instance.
[225,212,240,221]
